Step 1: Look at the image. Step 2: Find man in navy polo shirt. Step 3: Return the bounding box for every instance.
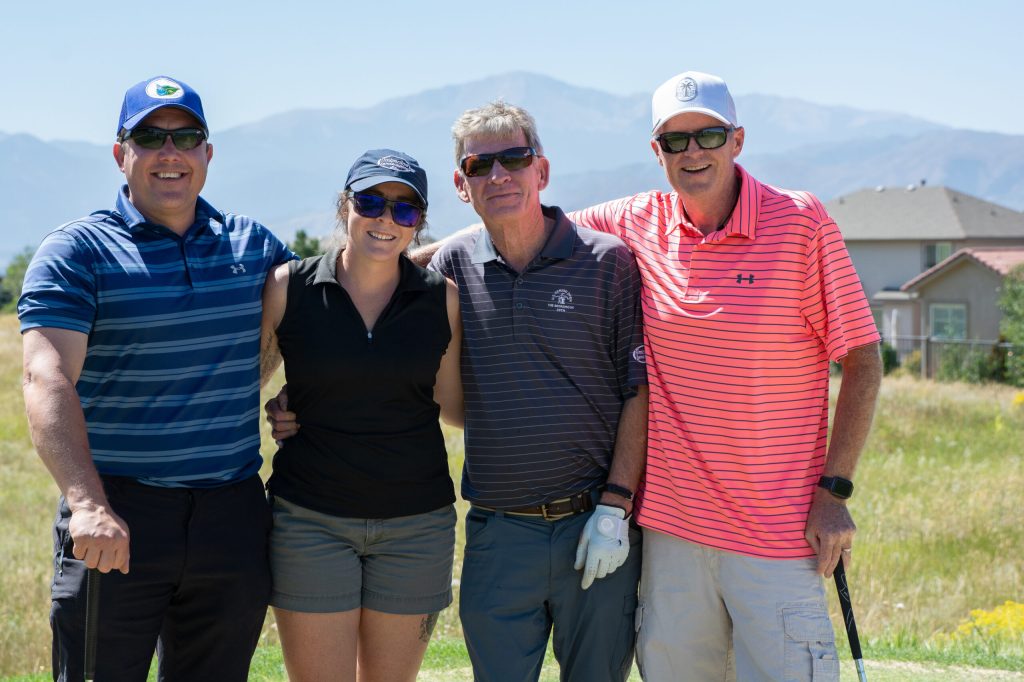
[435,102,649,681]
[19,76,293,681]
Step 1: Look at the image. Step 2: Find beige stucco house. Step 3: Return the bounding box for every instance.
[825,186,1024,340]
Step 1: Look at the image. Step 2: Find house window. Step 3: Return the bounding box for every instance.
[929,303,967,339]
[924,242,953,268]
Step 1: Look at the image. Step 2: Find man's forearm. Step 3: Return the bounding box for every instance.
[600,386,649,515]
[411,223,484,267]
[825,343,882,478]
[24,374,107,510]
[409,240,444,267]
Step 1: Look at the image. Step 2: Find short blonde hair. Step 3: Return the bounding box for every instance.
[451,100,543,167]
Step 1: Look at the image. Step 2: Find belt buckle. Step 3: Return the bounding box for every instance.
[541,503,555,521]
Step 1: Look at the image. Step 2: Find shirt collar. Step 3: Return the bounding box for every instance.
[311,244,429,292]
[470,205,576,265]
[667,163,762,240]
[114,184,224,237]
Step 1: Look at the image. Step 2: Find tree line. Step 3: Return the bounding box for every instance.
[4,238,1023,386]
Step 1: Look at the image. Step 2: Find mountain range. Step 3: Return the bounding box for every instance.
[2,72,1021,267]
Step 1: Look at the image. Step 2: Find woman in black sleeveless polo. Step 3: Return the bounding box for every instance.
[259,149,462,682]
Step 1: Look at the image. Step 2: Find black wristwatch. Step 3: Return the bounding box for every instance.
[818,476,854,500]
[604,483,634,502]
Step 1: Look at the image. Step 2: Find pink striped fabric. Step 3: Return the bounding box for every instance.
[569,165,879,558]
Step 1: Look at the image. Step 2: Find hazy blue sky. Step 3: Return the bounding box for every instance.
[2,0,1020,143]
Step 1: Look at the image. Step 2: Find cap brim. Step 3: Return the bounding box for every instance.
[121,104,208,135]
[349,177,427,207]
[653,108,735,133]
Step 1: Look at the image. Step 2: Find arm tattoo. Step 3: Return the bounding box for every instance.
[259,327,283,387]
[418,613,439,643]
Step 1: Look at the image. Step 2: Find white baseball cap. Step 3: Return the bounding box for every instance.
[651,71,737,133]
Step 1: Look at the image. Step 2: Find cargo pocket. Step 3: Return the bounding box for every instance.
[634,600,646,680]
[610,592,639,679]
[781,605,839,681]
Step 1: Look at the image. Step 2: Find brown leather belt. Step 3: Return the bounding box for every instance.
[472,488,597,521]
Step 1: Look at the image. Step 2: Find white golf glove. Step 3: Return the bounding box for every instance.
[574,504,630,590]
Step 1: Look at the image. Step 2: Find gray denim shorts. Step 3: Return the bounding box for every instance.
[269,496,456,615]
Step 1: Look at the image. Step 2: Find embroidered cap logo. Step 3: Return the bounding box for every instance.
[675,77,698,102]
[377,156,414,173]
[145,78,185,100]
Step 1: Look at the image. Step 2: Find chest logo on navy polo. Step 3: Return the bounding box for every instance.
[230,263,247,274]
[548,288,575,313]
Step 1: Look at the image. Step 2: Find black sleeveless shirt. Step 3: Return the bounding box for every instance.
[268,248,456,518]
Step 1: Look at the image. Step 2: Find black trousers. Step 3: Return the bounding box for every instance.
[50,475,272,682]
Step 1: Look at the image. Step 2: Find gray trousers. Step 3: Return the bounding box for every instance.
[459,506,642,682]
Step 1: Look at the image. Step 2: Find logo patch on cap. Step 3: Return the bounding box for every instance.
[675,77,698,102]
[377,156,413,173]
[146,78,185,100]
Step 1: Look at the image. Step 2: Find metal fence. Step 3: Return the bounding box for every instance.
[882,335,1020,381]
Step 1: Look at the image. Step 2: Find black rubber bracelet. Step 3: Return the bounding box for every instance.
[604,483,634,501]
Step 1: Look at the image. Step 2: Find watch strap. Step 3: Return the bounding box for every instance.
[604,483,635,501]
[818,476,854,499]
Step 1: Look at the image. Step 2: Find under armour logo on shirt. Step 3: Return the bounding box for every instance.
[736,274,754,284]
[230,264,246,274]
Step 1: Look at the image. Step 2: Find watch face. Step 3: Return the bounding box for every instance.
[831,478,854,498]
[821,476,854,499]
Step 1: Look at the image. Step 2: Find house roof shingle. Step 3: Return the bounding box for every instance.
[825,186,1024,241]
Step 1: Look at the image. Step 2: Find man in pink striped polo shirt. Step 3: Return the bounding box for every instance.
[570,71,882,681]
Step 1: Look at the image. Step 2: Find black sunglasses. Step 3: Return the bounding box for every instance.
[460,146,537,177]
[350,192,425,228]
[654,127,732,153]
[123,126,207,151]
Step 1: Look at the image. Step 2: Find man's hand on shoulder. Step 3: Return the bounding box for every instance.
[68,501,131,574]
[804,487,856,578]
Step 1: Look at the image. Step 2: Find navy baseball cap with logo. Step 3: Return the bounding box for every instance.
[345,149,428,206]
[117,76,208,138]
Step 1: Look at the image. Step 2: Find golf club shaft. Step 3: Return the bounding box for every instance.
[85,568,100,681]
[833,557,867,681]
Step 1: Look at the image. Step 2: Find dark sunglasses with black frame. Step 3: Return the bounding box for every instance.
[459,146,538,177]
[349,191,425,228]
[654,126,734,154]
[120,126,208,151]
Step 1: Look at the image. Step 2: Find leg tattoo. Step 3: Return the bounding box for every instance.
[419,613,439,643]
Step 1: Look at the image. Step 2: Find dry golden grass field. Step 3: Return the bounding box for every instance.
[1,313,1021,679]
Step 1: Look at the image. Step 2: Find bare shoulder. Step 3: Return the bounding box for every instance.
[269,261,291,286]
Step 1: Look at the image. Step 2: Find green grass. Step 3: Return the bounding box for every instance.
[2,313,1023,679]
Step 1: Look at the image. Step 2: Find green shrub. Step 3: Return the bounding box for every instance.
[881,343,900,375]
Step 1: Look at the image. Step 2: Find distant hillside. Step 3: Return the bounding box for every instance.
[4,71,1021,267]
[548,129,1024,214]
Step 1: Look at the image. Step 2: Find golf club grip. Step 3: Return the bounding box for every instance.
[833,558,864,661]
[85,568,100,681]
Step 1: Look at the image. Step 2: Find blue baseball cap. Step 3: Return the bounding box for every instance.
[117,76,208,138]
[345,149,428,206]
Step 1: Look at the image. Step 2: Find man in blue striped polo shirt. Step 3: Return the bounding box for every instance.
[19,76,293,681]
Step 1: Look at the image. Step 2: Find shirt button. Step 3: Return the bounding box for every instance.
[515,302,524,310]
[515,277,524,285]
